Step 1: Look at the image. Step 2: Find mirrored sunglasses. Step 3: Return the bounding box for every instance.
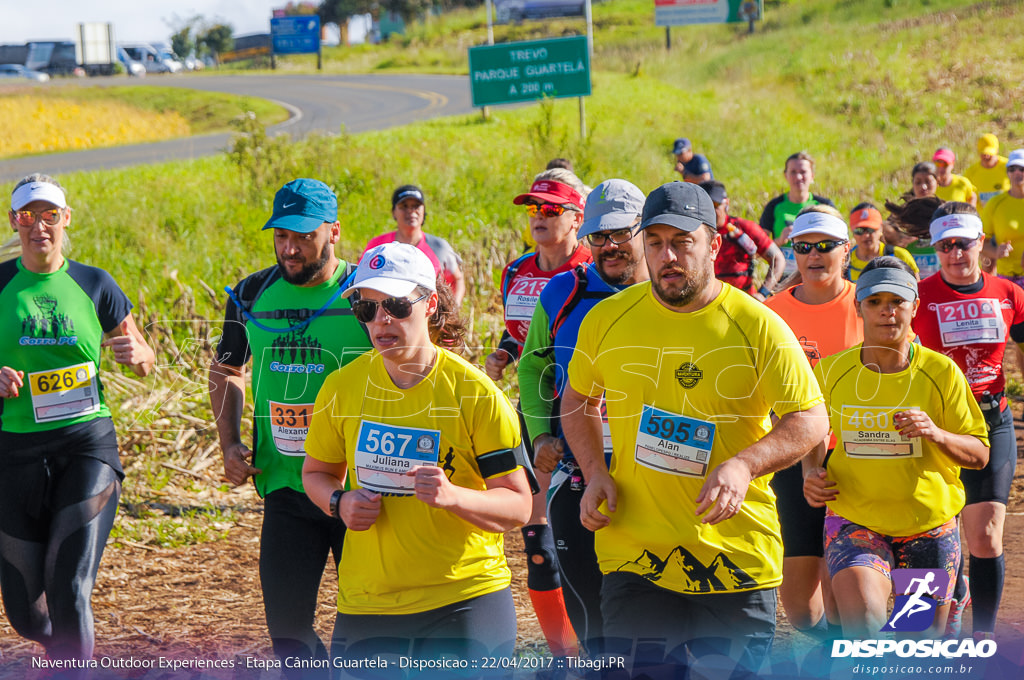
[12,208,62,227]
[934,237,979,253]
[525,203,572,218]
[792,239,848,255]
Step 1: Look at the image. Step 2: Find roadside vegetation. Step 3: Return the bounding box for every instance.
[3,0,1023,547]
[0,85,288,158]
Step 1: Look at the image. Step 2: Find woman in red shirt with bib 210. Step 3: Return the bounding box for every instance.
[912,202,1024,640]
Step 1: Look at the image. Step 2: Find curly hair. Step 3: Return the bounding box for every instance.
[420,279,468,352]
[883,196,943,240]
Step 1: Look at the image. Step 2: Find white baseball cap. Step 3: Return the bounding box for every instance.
[344,242,437,298]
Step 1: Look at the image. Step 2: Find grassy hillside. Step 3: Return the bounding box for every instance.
[4,0,1023,534]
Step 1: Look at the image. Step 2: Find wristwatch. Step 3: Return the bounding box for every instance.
[329,489,344,519]
[758,285,773,298]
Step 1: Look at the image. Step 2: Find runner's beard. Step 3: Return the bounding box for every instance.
[279,241,332,285]
[651,262,712,308]
[597,251,639,286]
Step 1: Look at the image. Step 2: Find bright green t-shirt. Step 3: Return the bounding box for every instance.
[0,258,131,433]
[217,262,372,496]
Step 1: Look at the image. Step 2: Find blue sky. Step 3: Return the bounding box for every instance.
[3,1,280,45]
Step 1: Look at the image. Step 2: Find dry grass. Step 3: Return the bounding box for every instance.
[0,96,190,158]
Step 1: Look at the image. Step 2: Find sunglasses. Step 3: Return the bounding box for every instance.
[791,239,848,255]
[852,227,879,236]
[525,203,574,218]
[586,226,637,247]
[12,208,62,227]
[351,293,428,323]
[934,237,979,253]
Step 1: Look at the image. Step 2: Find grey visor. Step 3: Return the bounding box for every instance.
[855,267,918,302]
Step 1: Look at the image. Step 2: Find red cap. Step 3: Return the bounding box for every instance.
[932,148,956,165]
[849,206,883,230]
[513,180,585,209]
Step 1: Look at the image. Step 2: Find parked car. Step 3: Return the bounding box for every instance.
[0,63,50,82]
[150,43,184,73]
[495,0,585,22]
[25,41,80,76]
[116,47,145,77]
[120,43,180,74]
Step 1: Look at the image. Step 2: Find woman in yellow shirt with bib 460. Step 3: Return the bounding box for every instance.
[804,256,989,639]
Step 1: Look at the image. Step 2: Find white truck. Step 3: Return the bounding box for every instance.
[75,22,117,76]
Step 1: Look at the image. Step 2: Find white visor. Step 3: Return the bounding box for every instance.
[12,182,67,211]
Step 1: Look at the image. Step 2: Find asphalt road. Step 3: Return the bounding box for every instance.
[1,74,473,183]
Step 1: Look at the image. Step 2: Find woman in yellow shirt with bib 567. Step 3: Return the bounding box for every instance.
[303,242,532,672]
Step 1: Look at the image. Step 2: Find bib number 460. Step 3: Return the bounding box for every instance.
[846,409,890,429]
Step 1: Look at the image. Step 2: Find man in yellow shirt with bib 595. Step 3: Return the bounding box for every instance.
[561,181,829,679]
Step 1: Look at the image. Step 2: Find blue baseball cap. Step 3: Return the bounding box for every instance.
[262,178,338,233]
[672,138,691,155]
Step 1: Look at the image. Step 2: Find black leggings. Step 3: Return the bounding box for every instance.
[260,487,346,680]
[0,450,120,666]
[547,463,604,652]
[331,588,516,680]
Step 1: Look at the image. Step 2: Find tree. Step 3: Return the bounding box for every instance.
[319,0,372,27]
[170,27,195,59]
[380,0,433,23]
[165,13,203,56]
[198,24,234,64]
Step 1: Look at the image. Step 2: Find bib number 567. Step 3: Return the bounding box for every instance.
[363,428,413,457]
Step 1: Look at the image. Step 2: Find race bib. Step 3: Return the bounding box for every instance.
[28,361,100,423]
[354,421,441,495]
[505,277,548,323]
[634,405,715,478]
[912,253,940,279]
[268,400,314,456]
[840,406,922,459]
[781,246,797,275]
[934,298,1005,347]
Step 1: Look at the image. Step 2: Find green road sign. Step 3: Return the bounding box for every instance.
[468,36,591,108]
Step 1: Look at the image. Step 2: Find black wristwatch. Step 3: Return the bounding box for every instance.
[329,489,345,519]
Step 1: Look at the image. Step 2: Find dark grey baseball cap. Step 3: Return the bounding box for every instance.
[640,181,717,233]
[579,179,646,239]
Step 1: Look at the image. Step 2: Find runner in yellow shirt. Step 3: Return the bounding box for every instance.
[846,203,919,282]
[964,134,1009,206]
[933,147,978,207]
[562,181,828,677]
[804,257,989,639]
[981,149,1024,283]
[302,243,532,671]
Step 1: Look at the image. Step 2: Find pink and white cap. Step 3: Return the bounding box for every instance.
[929,213,984,245]
[344,242,437,299]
